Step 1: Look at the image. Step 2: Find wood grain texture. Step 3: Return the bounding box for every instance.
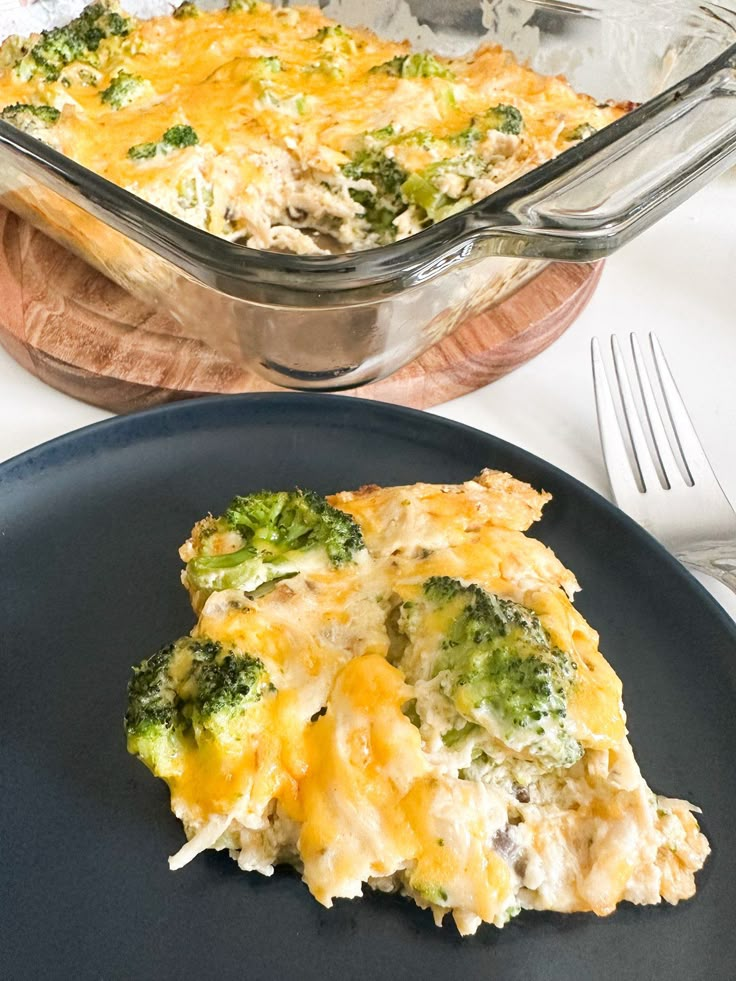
[0,207,602,413]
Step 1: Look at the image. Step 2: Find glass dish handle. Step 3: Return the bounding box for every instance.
[470,45,736,261]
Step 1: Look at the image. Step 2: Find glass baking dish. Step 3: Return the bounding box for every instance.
[1,0,736,390]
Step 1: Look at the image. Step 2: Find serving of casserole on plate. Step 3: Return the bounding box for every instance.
[124,468,709,935]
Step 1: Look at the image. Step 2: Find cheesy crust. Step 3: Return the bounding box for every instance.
[125,469,709,935]
[0,1,629,253]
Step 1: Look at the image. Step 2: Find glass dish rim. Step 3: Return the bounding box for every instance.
[1,0,736,293]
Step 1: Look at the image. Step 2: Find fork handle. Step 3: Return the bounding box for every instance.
[677,543,736,596]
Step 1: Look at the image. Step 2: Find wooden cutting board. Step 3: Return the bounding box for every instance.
[0,206,602,413]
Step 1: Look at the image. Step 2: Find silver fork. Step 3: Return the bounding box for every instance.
[592,333,736,594]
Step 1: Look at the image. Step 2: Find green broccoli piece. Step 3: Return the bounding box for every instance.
[227,0,258,11]
[184,489,365,605]
[0,102,60,127]
[127,140,158,160]
[422,575,467,605]
[394,128,436,150]
[503,904,522,923]
[14,1,134,83]
[482,104,523,135]
[411,880,449,905]
[173,1,201,19]
[448,125,482,149]
[563,122,597,142]
[100,70,149,109]
[365,124,396,143]
[0,102,61,143]
[127,123,199,160]
[162,123,199,148]
[308,23,356,56]
[403,577,581,767]
[369,53,454,80]
[400,171,466,223]
[400,153,484,223]
[440,720,477,747]
[450,104,523,148]
[176,174,213,211]
[342,146,408,239]
[311,24,350,42]
[125,635,272,777]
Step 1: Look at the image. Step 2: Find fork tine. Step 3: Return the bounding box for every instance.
[629,334,685,489]
[649,333,717,487]
[591,338,641,501]
[609,336,663,493]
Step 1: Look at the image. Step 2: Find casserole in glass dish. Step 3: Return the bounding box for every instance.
[1,0,736,390]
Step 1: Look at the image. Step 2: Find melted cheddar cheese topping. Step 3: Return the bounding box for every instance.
[0,1,629,253]
[125,468,709,935]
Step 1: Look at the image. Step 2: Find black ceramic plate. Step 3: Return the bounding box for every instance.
[2,395,735,981]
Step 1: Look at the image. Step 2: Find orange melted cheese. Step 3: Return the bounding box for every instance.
[171,693,285,820]
[298,655,429,902]
[297,656,514,923]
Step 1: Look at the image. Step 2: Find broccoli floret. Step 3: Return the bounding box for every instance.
[423,574,466,604]
[307,23,356,56]
[563,122,597,142]
[482,104,523,135]
[448,125,482,149]
[311,24,350,42]
[369,53,454,80]
[127,123,199,160]
[162,123,199,148]
[125,635,271,776]
[14,1,134,82]
[400,153,483,223]
[404,577,581,767]
[227,0,258,11]
[450,104,523,148]
[1,102,60,126]
[394,128,436,150]
[173,1,200,18]
[100,70,149,109]
[400,171,465,223]
[342,146,408,239]
[0,102,61,143]
[365,124,395,143]
[127,140,158,160]
[184,489,365,605]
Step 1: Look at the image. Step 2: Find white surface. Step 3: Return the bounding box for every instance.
[1,173,735,621]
